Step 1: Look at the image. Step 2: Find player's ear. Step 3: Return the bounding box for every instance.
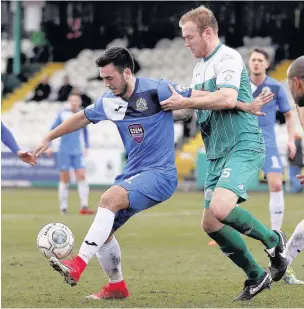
[266,61,270,70]
[123,68,132,81]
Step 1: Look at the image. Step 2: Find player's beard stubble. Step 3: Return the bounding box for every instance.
[119,74,129,99]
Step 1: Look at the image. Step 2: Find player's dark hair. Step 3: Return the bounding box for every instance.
[250,48,269,61]
[95,47,135,74]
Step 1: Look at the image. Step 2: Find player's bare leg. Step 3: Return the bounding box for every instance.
[59,171,69,215]
[50,185,129,286]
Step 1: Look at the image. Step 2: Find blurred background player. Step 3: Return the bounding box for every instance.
[288,132,303,193]
[46,93,93,215]
[1,122,35,165]
[248,48,297,232]
[282,55,304,285]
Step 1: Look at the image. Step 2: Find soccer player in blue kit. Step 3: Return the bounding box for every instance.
[249,49,296,231]
[249,49,303,285]
[1,122,35,165]
[47,93,93,215]
[33,47,273,299]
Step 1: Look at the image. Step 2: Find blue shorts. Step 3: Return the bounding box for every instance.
[263,146,283,174]
[57,153,85,171]
[112,167,178,231]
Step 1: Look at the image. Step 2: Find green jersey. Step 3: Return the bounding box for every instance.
[192,43,265,160]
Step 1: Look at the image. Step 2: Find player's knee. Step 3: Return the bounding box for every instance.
[269,180,282,192]
[76,170,86,181]
[99,186,129,212]
[201,219,214,233]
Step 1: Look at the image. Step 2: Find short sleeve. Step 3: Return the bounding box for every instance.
[84,97,108,124]
[216,51,243,92]
[277,84,291,113]
[157,79,192,102]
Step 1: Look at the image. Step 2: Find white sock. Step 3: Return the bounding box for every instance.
[269,191,284,230]
[77,180,89,208]
[78,207,115,264]
[286,220,304,265]
[96,236,123,283]
[59,182,69,211]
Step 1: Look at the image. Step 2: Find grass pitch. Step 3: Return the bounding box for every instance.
[2,189,304,308]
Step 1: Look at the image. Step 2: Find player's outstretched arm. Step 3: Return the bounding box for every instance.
[33,110,90,159]
[1,122,36,165]
[235,91,274,116]
[161,85,238,111]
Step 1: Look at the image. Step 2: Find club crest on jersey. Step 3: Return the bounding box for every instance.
[262,86,271,95]
[175,84,189,93]
[128,124,145,143]
[136,98,148,111]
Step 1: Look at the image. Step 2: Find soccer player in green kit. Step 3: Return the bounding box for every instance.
[161,6,288,301]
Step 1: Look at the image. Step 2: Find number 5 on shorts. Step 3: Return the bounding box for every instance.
[221,168,232,179]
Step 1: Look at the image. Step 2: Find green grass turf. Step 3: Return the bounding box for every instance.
[2,189,303,308]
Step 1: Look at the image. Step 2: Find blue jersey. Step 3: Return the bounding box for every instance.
[51,108,89,155]
[251,76,290,148]
[1,122,20,154]
[84,77,192,178]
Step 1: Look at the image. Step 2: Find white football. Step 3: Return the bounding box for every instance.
[37,223,74,259]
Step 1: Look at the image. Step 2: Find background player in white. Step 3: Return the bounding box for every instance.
[248,48,296,233]
[282,55,304,284]
[47,93,93,215]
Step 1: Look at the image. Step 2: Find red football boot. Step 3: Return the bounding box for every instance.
[79,207,95,215]
[85,280,130,299]
[49,256,86,286]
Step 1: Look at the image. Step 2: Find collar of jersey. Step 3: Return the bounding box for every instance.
[203,42,223,62]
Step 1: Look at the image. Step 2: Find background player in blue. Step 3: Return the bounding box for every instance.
[249,49,297,232]
[33,47,273,300]
[1,122,35,165]
[32,47,195,299]
[47,93,93,215]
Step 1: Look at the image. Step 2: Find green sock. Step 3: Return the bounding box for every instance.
[209,225,265,281]
[222,207,279,249]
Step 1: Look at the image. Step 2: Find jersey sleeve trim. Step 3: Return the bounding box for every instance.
[281,107,291,114]
[83,109,97,124]
[217,84,239,92]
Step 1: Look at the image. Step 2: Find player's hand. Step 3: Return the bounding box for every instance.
[248,91,275,116]
[160,85,185,111]
[33,139,50,162]
[296,173,304,185]
[287,140,297,159]
[17,150,36,166]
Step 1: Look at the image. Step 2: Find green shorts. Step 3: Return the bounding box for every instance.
[203,150,265,208]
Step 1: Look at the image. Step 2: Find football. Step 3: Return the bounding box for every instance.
[37,223,74,259]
